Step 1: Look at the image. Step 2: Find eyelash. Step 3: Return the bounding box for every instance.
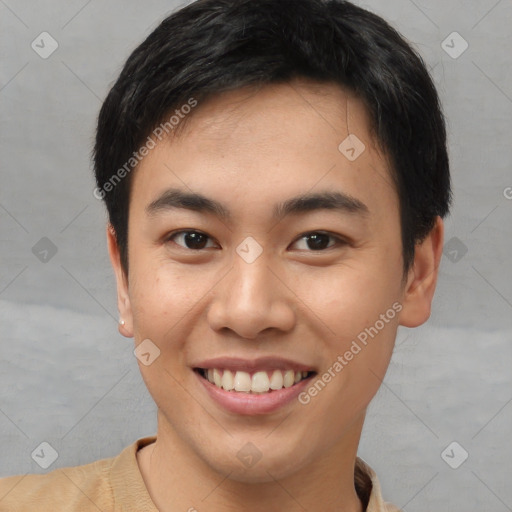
[165,230,348,252]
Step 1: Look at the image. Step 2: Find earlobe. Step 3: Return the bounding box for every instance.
[398,217,444,328]
[106,223,134,338]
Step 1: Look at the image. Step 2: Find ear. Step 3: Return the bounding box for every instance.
[106,223,134,338]
[398,216,444,328]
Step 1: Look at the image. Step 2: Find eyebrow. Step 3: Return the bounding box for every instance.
[145,187,369,221]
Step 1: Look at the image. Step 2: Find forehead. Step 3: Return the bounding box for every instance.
[129,80,397,225]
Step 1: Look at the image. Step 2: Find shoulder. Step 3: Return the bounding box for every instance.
[355,456,403,512]
[0,453,116,511]
[382,502,402,512]
[0,436,157,512]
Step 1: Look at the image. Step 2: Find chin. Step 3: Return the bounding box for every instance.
[196,439,312,484]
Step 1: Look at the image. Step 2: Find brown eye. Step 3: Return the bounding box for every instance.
[167,230,216,250]
[291,232,344,251]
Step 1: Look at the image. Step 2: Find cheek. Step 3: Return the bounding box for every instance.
[128,259,214,343]
[128,262,178,339]
[127,265,194,406]
[294,256,402,407]
[293,257,401,340]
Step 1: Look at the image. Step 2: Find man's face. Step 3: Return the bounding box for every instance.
[112,81,412,480]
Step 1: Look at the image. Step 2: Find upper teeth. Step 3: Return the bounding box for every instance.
[204,369,309,393]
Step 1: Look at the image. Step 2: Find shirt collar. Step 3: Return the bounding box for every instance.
[111,436,398,512]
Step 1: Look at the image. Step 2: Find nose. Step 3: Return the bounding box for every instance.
[207,251,296,340]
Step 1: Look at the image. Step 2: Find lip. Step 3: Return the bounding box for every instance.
[194,368,314,415]
[192,356,316,374]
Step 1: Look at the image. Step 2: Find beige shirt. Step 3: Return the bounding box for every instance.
[0,435,401,511]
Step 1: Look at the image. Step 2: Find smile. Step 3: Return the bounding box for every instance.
[195,368,315,393]
[194,365,317,415]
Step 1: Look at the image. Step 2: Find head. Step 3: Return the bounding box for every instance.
[94,0,450,482]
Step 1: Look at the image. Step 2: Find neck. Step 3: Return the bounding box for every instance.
[137,411,366,512]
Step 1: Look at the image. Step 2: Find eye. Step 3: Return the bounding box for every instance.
[166,230,218,250]
[290,231,346,251]
[165,230,347,252]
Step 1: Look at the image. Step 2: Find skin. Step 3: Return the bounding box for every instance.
[107,79,444,512]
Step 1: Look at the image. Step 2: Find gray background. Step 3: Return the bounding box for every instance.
[1,0,511,510]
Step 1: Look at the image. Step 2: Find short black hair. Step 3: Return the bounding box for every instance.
[94,0,451,276]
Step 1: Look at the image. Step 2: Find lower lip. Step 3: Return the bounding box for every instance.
[195,370,314,415]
